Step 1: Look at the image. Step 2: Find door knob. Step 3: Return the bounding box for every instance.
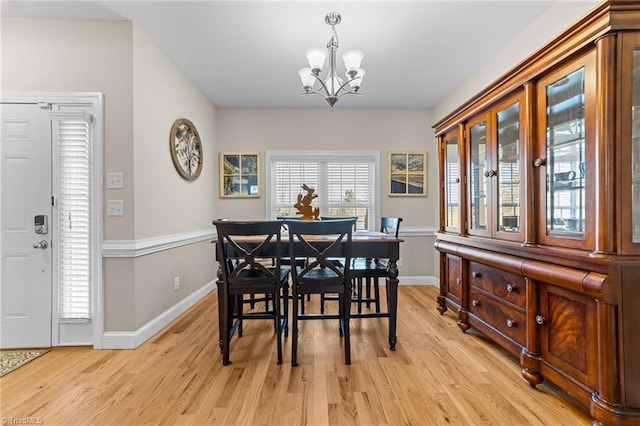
[33,240,48,249]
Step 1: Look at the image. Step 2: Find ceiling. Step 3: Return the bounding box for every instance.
[1,1,564,109]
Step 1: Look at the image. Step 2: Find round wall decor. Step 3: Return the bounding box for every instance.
[169,118,203,180]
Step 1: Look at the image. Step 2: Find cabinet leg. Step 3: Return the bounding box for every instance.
[457,309,470,331]
[521,368,544,387]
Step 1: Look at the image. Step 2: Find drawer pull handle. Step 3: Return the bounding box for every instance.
[535,315,546,325]
[506,283,515,293]
[471,271,480,278]
[455,278,461,285]
[472,299,479,307]
[506,319,515,328]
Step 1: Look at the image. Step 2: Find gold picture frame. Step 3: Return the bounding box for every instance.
[389,151,427,196]
[220,152,260,197]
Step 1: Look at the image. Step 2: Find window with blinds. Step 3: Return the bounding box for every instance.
[268,151,378,230]
[54,117,92,321]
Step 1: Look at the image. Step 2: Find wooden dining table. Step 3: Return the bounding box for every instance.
[214,230,404,350]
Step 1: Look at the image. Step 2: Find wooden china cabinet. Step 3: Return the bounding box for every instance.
[434,2,640,425]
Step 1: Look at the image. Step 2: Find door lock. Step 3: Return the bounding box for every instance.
[34,215,48,234]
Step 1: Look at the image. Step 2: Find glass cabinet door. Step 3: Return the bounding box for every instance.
[546,67,586,239]
[468,117,489,235]
[633,50,640,244]
[444,133,461,231]
[496,101,522,237]
[622,33,640,253]
[537,50,595,248]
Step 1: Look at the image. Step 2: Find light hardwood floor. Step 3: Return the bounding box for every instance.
[1,285,591,425]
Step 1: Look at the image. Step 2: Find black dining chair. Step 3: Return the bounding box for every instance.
[212,220,290,365]
[287,218,356,366]
[351,217,402,313]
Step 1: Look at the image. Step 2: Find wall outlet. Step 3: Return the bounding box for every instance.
[173,276,180,291]
[396,258,403,267]
[106,200,124,216]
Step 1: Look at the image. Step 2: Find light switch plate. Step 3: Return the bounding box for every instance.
[107,200,124,216]
[107,172,124,189]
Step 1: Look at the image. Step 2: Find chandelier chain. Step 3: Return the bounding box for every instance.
[328,25,339,51]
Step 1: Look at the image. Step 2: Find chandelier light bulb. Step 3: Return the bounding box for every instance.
[348,68,365,90]
[342,49,364,73]
[305,48,326,73]
[298,67,316,90]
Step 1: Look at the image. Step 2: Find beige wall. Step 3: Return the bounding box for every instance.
[434,1,600,121]
[0,17,136,241]
[216,108,438,278]
[1,1,601,340]
[1,17,218,334]
[132,26,218,239]
[130,25,218,329]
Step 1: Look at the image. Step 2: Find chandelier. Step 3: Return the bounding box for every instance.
[298,12,365,109]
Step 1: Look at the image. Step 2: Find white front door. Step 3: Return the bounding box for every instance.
[1,103,52,349]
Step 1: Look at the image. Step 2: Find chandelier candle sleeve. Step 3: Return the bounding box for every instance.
[299,12,365,109]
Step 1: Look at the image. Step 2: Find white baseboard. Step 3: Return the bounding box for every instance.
[101,281,216,349]
[398,276,439,286]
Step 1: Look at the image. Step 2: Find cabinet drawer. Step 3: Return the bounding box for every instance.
[468,261,525,308]
[469,289,526,345]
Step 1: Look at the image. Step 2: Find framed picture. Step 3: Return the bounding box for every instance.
[389,151,427,196]
[220,152,260,197]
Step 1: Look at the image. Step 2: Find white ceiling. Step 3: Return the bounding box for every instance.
[1,1,565,109]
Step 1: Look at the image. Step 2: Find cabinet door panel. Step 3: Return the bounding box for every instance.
[539,284,598,389]
[495,100,524,241]
[468,115,490,237]
[620,32,640,254]
[536,51,596,249]
[445,255,462,303]
[444,132,462,232]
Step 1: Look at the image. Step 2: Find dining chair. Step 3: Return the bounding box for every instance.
[213,220,290,365]
[351,217,402,313]
[287,218,356,366]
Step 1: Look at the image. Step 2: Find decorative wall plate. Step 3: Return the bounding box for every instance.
[170,118,202,180]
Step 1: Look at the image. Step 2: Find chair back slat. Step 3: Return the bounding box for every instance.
[287,219,355,286]
[380,217,403,238]
[213,220,283,288]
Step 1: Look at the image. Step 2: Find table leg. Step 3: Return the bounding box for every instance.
[387,260,399,350]
[216,279,224,351]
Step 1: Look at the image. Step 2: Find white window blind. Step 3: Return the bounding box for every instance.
[268,151,378,230]
[54,116,92,321]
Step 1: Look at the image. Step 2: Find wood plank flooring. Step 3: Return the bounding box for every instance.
[0,285,591,425]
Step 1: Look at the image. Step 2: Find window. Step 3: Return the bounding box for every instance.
[266,151,379,230]
[52,112,93,322]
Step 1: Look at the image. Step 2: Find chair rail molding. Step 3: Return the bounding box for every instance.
[102,229,216,258]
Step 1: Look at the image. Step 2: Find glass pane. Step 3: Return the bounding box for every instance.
[469,121,488,230]
[546,67,586,239]
[632,50,640,242]
[445,136,460,228]
[497,102,520,233]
